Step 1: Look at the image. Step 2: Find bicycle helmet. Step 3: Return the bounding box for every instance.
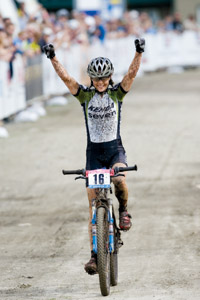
[87,57,114,78]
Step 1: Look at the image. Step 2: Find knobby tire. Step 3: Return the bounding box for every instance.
[97,206,110,296]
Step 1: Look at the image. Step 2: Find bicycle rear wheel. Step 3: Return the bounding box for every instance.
[110,225,118,286]
[97,206,110,296]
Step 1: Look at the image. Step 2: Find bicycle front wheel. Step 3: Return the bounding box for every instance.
[97,206,110,296]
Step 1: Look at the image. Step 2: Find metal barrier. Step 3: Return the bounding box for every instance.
[25,55,43,101]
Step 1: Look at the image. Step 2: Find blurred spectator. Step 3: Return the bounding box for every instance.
[94,15,106,43]
[122,10,141,36]
[184,14,199,31]
[24,25,41,56]
[13,30,27,55]
[17,1,29,30]
[172,12,184,33]
[156,20,165,32]
[39,4,52,27]
[3,22,17,78]
[140,12,157,34]
[68,19,83,45]
[3,17,12,27]
[106,18,128,39]
[39,27,53,52]
[56,9,69,30]
[4,22,16,47]
[0,28,13,61]
[84,15,96,44]
[164,15,174,31]
[0,14,3,26]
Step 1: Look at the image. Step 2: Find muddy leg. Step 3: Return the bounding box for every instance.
[112,162,128,212]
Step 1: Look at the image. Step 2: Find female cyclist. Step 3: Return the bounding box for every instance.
[43,38,145,275]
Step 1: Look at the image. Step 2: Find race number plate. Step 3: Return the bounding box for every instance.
[87,169,111,189]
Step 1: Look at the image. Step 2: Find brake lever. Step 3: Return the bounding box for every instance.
[111,174,125,178]
[75,176,86,180]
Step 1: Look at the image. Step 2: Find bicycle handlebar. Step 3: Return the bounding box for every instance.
[62,165,137,176]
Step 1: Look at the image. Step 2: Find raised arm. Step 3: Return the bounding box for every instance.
[43,44,79,95]
[121,38,145,92]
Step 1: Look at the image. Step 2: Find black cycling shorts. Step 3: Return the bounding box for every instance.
[86,139,127,171]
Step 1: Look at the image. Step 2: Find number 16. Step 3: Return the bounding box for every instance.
[94,173,104,184]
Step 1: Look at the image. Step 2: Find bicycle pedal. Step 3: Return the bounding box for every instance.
[118,239,124,248]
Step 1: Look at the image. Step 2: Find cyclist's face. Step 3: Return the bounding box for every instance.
[92,76,111,93]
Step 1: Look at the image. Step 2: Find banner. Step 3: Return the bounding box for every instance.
[74,0,125,18]
[101,0,125,20]
[74,0,101,15]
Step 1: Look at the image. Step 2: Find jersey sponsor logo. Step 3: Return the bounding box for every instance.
[88,102,116,119]
[88,102,114,112]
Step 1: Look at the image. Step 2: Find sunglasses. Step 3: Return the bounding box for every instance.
[92,76,110,82]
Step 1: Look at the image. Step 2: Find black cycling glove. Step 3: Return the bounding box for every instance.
[43,44,55,59]
[135,38,145,53]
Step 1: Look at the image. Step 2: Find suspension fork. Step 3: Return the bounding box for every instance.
[91,198,97,254]
[108,198,114,253]
[91,196,114,254]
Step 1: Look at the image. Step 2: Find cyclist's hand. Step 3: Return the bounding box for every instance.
[135,38,145,53]
[42,44,55,59]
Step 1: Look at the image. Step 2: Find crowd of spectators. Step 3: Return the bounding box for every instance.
[0,1,200,63]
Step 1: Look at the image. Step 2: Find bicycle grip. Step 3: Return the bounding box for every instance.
[117,165,138,173]
[62,169,85,175]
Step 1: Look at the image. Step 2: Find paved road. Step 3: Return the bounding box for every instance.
[0,69,200,299]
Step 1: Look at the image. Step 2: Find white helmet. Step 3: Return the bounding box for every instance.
[87,57,114,78]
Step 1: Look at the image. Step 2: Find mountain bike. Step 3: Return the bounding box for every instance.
[62,165,137,296]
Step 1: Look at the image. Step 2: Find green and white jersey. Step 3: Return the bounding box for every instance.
[73,83,127,145]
